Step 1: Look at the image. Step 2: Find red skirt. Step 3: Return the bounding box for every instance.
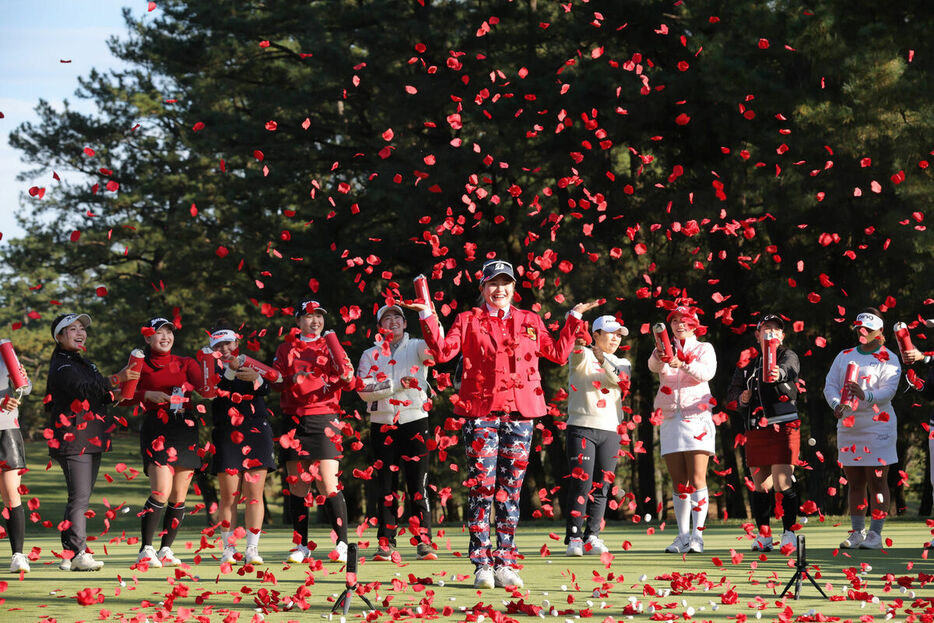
[745,420,801,467]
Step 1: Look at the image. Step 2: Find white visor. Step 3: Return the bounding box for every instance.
[209,329,238,348]
[853,312,883,331]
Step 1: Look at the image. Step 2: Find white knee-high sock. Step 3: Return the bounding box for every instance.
[673,494,691,536]
[691,488,709,539]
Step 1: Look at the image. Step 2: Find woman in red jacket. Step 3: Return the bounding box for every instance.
[274,300,355,564]
[132,317,204,569]
[408,259,596,590]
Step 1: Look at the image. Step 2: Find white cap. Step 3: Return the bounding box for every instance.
[376,304,405,322]
[853,312,883,331]
[592,315,629,336]
[209,329,239,348]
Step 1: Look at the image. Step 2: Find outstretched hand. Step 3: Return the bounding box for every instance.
[571,299,603,315]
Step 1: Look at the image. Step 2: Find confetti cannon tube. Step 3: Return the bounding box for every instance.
[120,349,146,400]
[414,274,431,306]
[761,331,779,381]
[652,323,673,363]
[893,322,914,362]
[0,340,29,391]
[240,355,283,383]
[324,330,354,378]
[196,346,219,398]
[841,361,860,410]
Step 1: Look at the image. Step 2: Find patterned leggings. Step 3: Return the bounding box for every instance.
[463,415,533,569]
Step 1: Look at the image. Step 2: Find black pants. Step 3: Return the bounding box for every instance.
[56,453,102,554]
[565,425,620,542]
[371,418,432,545]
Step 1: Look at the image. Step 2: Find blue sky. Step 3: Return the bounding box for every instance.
[0,0,141,243]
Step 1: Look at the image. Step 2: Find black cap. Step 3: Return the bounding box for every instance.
[51,313,91,340]
[148,317,175,331]
[480,259,515,283]
[756,313,784,330]
[295,300,328,317]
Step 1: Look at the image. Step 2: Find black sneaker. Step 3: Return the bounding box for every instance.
[373,545,395,561]
[416,542,438,560]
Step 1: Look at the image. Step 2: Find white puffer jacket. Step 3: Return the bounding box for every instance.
[356,333,432,425]
[648,335,717,419]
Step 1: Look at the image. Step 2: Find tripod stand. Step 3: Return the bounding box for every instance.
[332,543,374,615]
[779,535,826,600]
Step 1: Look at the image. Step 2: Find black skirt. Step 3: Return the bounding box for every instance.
[212,417,276,474]
[279,414,344,463]
[0,429,26,470]
[140,411,204,474]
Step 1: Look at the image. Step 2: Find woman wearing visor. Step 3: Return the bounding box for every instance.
[564,314,631,557]
[726,314,801,554]
[407,258,596,590]
[648,305,717,554]
[824,308,901,550]
[131,316,204,569]
[274,300,355,565]
[46,312,139,572]
[208,326,276,566]
[357,304,436,561]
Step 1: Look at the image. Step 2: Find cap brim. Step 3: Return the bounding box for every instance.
[481,270,515,283]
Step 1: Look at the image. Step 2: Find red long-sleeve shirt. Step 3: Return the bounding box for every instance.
[133,351,202,413]
[273,330,353,416]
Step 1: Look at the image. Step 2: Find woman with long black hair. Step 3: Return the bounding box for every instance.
[0,343,32,573]
[130,317,204,569]
[46,312,139,572]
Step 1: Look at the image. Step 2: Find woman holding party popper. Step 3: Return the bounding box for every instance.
[274,300,355,565]
[132,316,204,569]
[648,305,717,554]
[823,308,901,550]
[0,340,32,573]
[407,258,596,590]
[46,313,139,572]
[208,325,276,566]
[564,314,631,557]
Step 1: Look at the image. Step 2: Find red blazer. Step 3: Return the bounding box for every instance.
[421,307,582,419]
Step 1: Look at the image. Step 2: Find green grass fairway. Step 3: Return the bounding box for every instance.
[2,436,932,622]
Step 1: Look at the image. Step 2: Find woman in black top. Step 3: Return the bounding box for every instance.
[45,313,139,572]
[208,326,276,566]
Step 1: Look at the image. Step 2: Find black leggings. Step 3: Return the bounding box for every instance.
[56,453,102,554]
[371,419,432,545]
[564,425,620,542]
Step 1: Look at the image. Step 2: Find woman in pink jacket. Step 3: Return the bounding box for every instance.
[648,305,717,554]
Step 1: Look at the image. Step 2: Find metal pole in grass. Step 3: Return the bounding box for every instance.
[331,543,374,615]
[779,535,827,600]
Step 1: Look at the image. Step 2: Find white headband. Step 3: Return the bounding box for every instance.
[209,329,238,348]
[853,312,883,331]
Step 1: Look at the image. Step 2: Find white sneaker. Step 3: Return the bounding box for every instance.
[244,546,263,565]
[220,546,238,564]
[840,530,866,548]
[665,534,689,553]
[493,565,524,588]
[10,553,30,573]
[287,544,309,564]
[566,538,584,557]
[780,531,798,553]
[584,535,609,555]
[58,557,72,571]
[859,530,883,550]
[474,564,494,589]
[333,541,348,563]
[751,534,773,552]
[688,536,704,553]
[157,546,182,567]
[71,552,104,571]
[137,545,163,568]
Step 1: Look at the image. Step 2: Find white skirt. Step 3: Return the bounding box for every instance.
[836,416,897,467]
[660,412,715,456]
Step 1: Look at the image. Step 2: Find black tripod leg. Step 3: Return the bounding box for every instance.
[332,588,350,614]
[803,570,827,598]
[779,570,801,598]
[358,593,375,610]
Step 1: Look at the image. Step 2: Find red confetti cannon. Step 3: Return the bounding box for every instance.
[0,340,29,391]
[324,330,354,378]
[120,349,146,400]
[240,355,283,383]
[761,330,779,381]
[652,323,673,362]
[414,274,431,306]
[893,322,914,363]
[841,361,860,410]
[196,347,219,398]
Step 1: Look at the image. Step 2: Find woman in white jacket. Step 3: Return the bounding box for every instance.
[356,304,437,562]
[648,306,717,554]
[823,308,901,550]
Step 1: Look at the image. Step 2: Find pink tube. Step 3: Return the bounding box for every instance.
[324,330,354,378]
[414,274,431,305]
[894,322,914,362]
[196,347,218,398]
[241,355,282,382]
[841,361,860,409]
[0,340,28,390]
[652,323,673,362]
[761,333,778,381]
